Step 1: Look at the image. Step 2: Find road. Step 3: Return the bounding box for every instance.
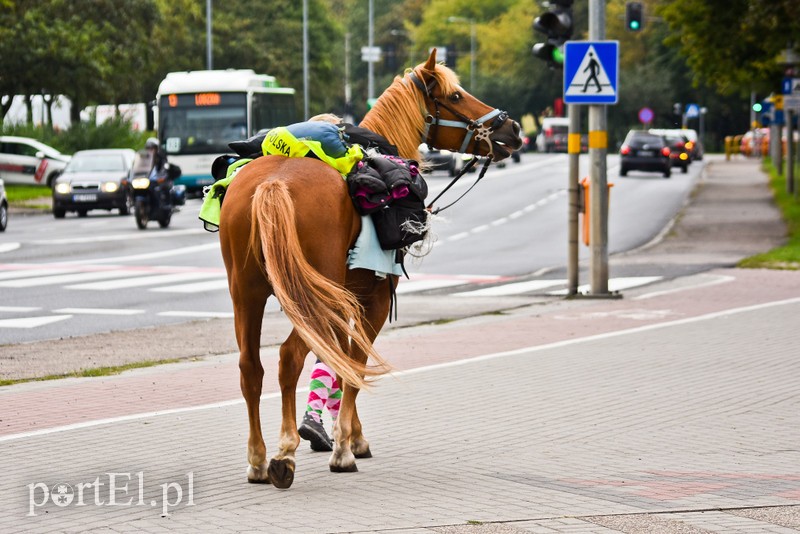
[0,152,704,345]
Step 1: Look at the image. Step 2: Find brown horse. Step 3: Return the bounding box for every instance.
[218,49,521,489]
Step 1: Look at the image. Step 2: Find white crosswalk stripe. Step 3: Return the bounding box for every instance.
[150,278,229,293]
[66,271,221,290]
[0,269,149,288]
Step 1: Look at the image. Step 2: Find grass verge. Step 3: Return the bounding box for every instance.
[738,158,800,270]
[0,358,182,387]
[4,184,51,204]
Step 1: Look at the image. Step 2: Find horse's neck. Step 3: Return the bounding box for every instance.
[359,116,419,160]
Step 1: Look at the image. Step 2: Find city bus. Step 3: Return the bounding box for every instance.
[155,69,296,194]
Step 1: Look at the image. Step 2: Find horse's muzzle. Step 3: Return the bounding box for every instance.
[489,120,524,160]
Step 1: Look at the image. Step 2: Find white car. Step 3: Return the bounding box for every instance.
[0,136,71,187]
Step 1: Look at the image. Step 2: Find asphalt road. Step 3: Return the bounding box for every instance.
[0,152,703,347]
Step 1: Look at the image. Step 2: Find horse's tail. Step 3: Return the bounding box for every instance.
[249,179,389,390]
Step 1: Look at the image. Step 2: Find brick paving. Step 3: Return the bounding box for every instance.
[0,157,799,532]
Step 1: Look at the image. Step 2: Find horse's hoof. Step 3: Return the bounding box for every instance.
[247,463,271,484]
[268,458,295,489]
[329,462,358,473]
[354,447,372,459]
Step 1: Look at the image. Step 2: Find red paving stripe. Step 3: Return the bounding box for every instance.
[1,268,798,438]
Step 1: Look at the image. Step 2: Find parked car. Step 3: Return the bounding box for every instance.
[0,136,71,187]
[418,143,460,176]
[658,132,691,173]
[0,178,7,232]
[619,130,671,178]
[52,149,136,218]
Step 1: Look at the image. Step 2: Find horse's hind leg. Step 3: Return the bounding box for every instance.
[330,276,393,472]
[230,274,271,484]
[268,329,308,489]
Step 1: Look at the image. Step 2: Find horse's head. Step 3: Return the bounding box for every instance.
[409,49,523,161]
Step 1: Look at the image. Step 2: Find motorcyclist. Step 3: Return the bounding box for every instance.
[145,137,173,209]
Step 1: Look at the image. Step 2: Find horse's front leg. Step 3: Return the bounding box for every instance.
[268,330,307,489]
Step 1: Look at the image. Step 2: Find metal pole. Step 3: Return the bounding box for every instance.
[588,0,609,295]
[788,109,794,194]
[344,33,352,123]
[368,0,375,100]
[206,0,213,70]
[470,21,476,92]
[567,104,581,295]
[303,0,309,120]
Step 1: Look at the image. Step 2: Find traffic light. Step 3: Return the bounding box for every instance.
[532,0,573,69]
[752,102,763,113]
[625,2,644,31]
[532,43,564,69]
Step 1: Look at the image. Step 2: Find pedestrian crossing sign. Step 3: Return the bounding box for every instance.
[563,41,619,105]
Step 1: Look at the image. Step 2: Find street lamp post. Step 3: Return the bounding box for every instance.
[447,17,476,91]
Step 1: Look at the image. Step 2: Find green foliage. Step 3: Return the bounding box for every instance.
[659,0,800,96]
[739,158,800,270]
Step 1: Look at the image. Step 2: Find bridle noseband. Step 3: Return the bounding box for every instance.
[408,71,508,157]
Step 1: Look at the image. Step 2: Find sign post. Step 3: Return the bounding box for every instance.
[564,34,619,296]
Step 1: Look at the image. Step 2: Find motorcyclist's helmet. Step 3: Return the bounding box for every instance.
[145,137,159,150]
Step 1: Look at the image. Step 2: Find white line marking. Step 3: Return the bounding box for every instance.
[633,275,735,300]
[52,308,145,315]
[0,269,148,288]
[0,242,21,253]
[0,306,41,312]
[66,271,219,290]
[0,268,76,281]
[441,190,565,244]
[158,311,234,319]
[549,276,663,295]
[3,296,799,442]
[58,243,220,265]
[395,279,472,294]
[0,315,72,329]
[454,279,566,297]
[32,228,207,245]
[150,278,229,293]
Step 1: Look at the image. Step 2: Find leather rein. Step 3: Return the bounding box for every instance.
[408,71,508,214]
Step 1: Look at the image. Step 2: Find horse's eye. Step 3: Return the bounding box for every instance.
[449,92,462,103]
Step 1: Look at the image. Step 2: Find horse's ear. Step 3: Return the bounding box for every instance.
[424,48,438,72]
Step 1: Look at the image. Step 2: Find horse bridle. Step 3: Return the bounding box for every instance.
[407,70,509,213]
[408,71,508,157]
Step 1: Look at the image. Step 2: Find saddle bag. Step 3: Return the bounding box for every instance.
[348,155,429,250]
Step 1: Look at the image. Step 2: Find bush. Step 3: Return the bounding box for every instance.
[1,116,152,154]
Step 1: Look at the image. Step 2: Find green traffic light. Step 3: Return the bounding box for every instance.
[629,20,640,30]
[552,46,564,64]
[752,103,763,113]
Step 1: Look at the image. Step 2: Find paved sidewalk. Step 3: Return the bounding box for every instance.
[1,156,799,533]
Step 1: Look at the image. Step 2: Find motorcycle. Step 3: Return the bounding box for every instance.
[131,163,185,229]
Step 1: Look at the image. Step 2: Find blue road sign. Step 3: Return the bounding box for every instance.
[685,103,700,119]
[563,41,619,105]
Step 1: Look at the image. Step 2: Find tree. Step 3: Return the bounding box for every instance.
[659,0,800,96]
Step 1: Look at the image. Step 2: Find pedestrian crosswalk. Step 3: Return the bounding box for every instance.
[0,262,667,331]
[0,263,664,297]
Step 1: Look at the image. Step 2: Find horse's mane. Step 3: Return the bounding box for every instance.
[360,63,461,161]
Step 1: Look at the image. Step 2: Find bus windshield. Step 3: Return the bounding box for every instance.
[159,93,247,155]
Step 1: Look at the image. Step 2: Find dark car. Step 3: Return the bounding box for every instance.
[52,149,136,218]
[620,130,671,178]
[418,143,460,176]
[661,133,691,173]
